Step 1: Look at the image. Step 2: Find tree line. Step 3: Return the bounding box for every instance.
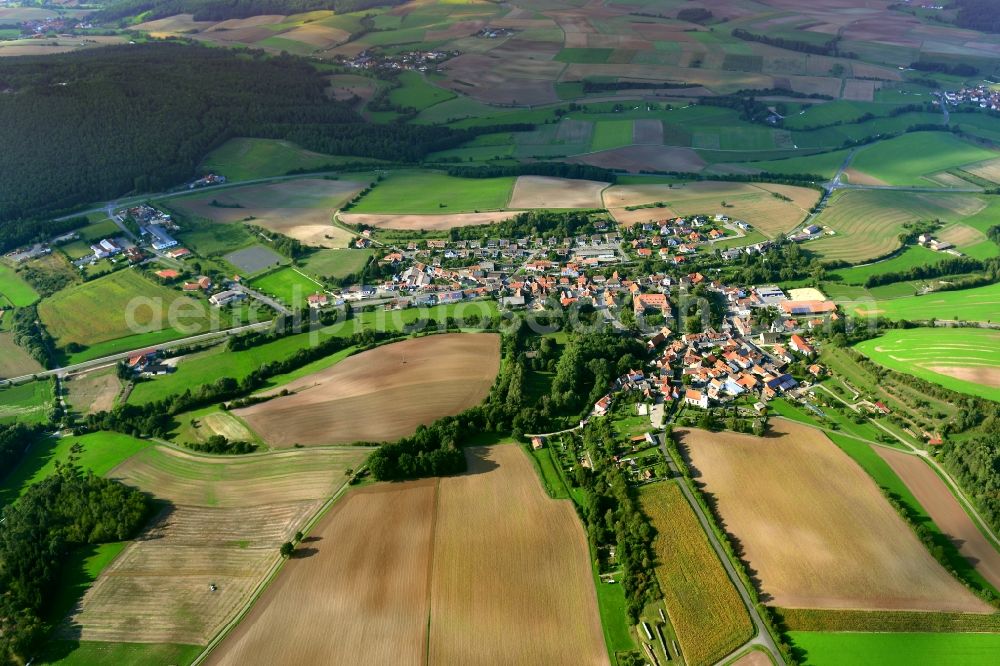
[0,424,45,479]
[443,159,613,182]
[10,306,56,369]
[0,464,149,663]
[940,432,1000,538]
[863,256,994,289]
[731,29,857,59]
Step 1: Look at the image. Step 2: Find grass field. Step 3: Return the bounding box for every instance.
[728,149,851,179]
[591,120,634,152]
[848,282,1000,323]
[788,631,1000,666]
[249,267,324,305]
[855,328,1000,402]
[209,445,609,666]
[828,245,945,285]
[850,133,998,186]
[37,269,212,348]
[350,170,515,214]
[0,379,54,425]
[808,190,984,263]
[38,641,203,666]
[300,248,372,279]
[171,178,362,248]
[388,70,455,110]
[0,331,43,379]
[236,333,500,446]
[678,421,990,612]
[0,431,150,505]
[0,263,39,307]
[68,445,368,645]
[640,482,753,666]
[199,138,367,181]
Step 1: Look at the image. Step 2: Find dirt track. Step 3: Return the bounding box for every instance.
[875,447,1000,592]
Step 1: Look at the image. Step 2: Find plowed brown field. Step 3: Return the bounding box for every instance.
[236,333,501,446]
[678,421,991,612]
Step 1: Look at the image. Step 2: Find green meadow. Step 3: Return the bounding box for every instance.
[850,133,996,186]
[855,327,1000,402]
[249,266,325,304]
[199,138,374,181]
[0,263,40,307]
[850,282,1000,323]
[789,631,1000,666]
[350,170,515,213]
[0,379,54,426]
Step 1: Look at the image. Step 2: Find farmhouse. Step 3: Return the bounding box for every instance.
[209,290,246,307]
[685,389,709,409]
[789,334,814,356]
[307,293,329,309]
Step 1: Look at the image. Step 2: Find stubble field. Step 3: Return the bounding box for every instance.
[236,333,501,446]
[678,421,991,613]
[66,446,368,645]
[208,445,609,666]
[507,175,608,209]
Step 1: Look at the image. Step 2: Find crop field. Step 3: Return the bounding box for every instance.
[0,379,54,425]
[808,190,985,263]
[199,138,367,181]
[849,133,998,187]
[604,181,817,236]
[37,269,212,348]
[209,444,608,666]
[340,210,516,230]
[855,328,1000,402]
[349,170,515,214]
[0,263,39,307]
[300,248,372,280]
[236,333,501,446]
[849,282,1000,323]
[590,120,634,152]
[0,431,150,505]
[64,367,122,415]
[248,267,324,305]
[67,445,368,645]
[788,631,1000,666]
[677,421,991,612]
[874,446,1000,592]
[171,178,363,248]
[0,331,42,379]
[507,176,608,209]
[640,482,753,666]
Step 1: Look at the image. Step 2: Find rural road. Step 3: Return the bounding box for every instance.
[232,283,292,316]
[657,437,785,666]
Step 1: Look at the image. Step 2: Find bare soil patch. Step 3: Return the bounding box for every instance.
[925,365,1000,389]
[508,176,608,209]
[875,447,1000,592]
[938,222,987,247]
[64,367,120,414]
[731,650,774,666]
[237,333,501,446]
[340,211,516,230]
[678,421,991,612]
[842,79,876,102]
[843,169,889,186]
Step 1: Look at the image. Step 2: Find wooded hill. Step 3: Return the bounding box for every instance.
[0,42,462,227]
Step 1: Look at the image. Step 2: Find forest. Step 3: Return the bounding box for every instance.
[0,465,149,663]
[0,43,462,226]
[953,0,1000,34]
[94,0,401,23]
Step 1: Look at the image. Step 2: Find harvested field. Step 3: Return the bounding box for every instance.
[842,79,876,102]
[678,421,991,612]
[963,157,1000,184]
[605,181,816,236]
[731,650,773,666]
[428,445,607,665]
[844,168,889,186]
[0,332,42,379]
[237,333,501,446]
[507,176,608,209]
[632,119,664,144]
[172,179,363,248]
[340,211,516,230]
[875,447,1000,592]
[208,445,608,666]
[67,446,367,645]
[938,222,987,248]
[64,367,121,415]
[570,145,706,173]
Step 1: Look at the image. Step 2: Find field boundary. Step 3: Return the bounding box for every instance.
[188,464,368,666]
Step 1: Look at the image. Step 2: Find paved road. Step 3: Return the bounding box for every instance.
[232,283,292,316]
[656,439,784,666]
[0,321,274,385]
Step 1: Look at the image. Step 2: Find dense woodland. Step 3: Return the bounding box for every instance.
[0,43,468,229]
[0,424,44,479]
[0,465,149,663]
[94,0,400,22]
[940,432,1000,537]
[953,0,1000,34]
